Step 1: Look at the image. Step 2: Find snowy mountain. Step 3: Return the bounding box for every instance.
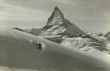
[26,7,110,55]
[30,7,86,37]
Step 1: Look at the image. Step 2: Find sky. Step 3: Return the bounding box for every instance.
[0,0,110,33]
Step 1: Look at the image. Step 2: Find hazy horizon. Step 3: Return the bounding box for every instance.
[0,0,110,33]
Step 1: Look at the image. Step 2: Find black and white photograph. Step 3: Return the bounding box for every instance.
[0,0,110,71]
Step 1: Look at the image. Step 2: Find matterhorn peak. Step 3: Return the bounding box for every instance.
[42,6,86,36]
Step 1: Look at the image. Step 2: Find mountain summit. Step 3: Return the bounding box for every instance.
[45,7,64,27]
[42,6,86,37]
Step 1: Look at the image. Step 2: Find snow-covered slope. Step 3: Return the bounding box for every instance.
[61,37,110,55]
